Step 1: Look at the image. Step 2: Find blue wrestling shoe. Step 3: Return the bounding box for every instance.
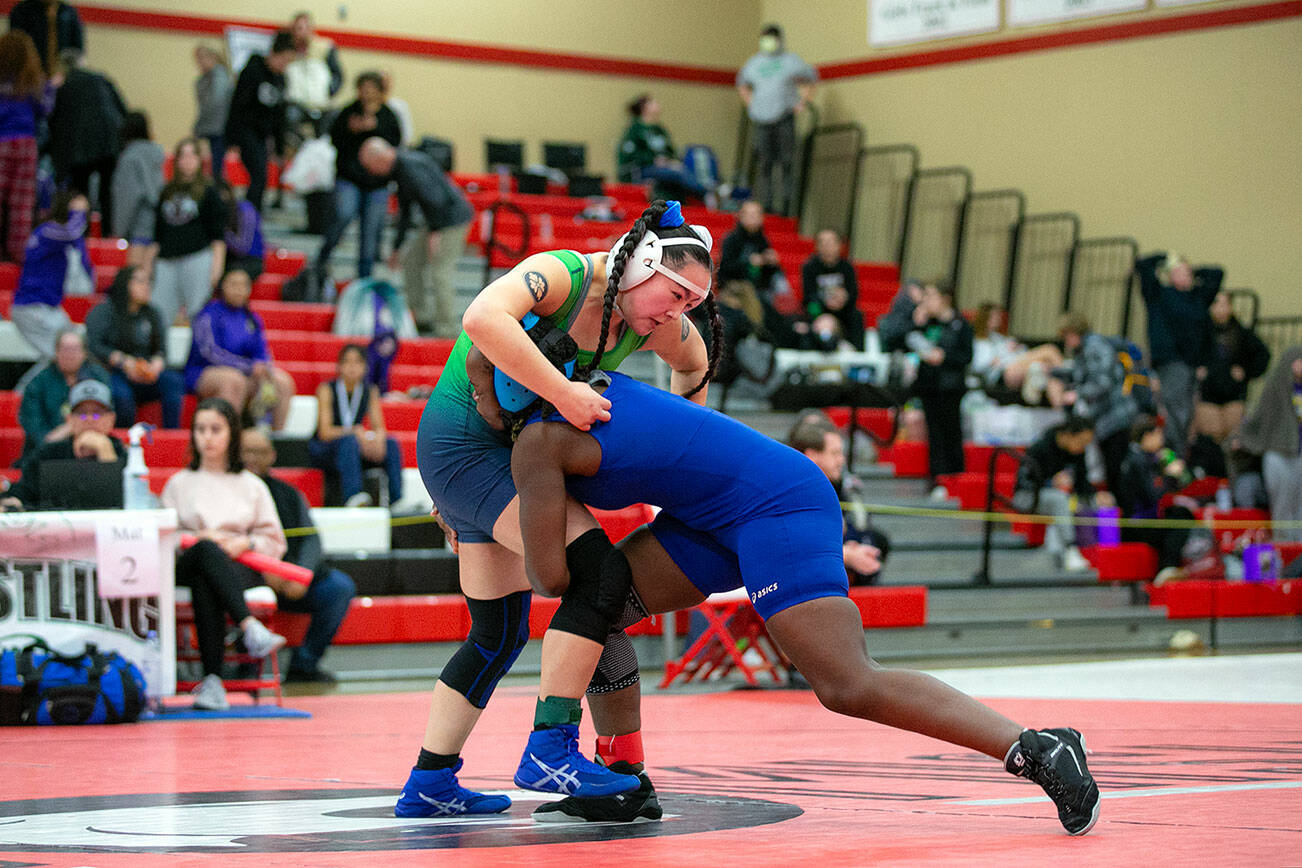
[514,724,641,798]
[394,759,512,817]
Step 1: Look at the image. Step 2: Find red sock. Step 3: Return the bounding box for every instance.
[595,731,644,767]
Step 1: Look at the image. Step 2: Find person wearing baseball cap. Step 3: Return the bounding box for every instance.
[1,379,125,512]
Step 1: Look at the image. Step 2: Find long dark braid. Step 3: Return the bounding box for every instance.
[583,201,669,378]
[681,291,722,400]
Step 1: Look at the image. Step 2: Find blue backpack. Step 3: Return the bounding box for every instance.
[0,639,145,725]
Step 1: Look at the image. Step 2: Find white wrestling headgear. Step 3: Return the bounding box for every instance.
[607,201,713,299]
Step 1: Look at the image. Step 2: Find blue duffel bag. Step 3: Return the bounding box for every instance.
[0,639,145,725]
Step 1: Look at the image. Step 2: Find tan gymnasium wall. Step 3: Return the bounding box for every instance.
[759,0,1302,317]
[79,0,758,179]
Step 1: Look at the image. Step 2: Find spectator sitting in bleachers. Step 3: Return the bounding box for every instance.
[218,182,264,279]
[10,191,92,363]
[875,278,924,354]
[904,278,972,499]
[310,343,402,508]
[110,109,164,263]
[797,227,864,351]
[0,31,51,265]
[161,397,288,711]
[616,93,710,204]
[1011,415,1104,574]
[184,267,295,430]
[718,200,797,347]
[85,264,183,428]
[1194,290,1270,447]
[788,412,890,585]
[2,378,123,511]
[16,327,108,461]
[1050,312,1139,497]
[151,137,226,329]
[1234,345,1302,544]
[241,427,356,684]
[1117,415,1196,579]
[971,302,1063,405]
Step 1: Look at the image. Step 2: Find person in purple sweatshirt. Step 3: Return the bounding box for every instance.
[183,267,295,429]
[0,30,54,264]
[10,190,91,360]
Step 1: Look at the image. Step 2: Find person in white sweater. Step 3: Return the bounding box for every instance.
[161,396,288,711]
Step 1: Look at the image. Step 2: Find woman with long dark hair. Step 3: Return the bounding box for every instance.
[150,136,226,327]
[160,397,287,710]
[0,30,52,263]
[85,264,184,427]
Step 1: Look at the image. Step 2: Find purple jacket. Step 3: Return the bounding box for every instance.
[0,83,55,140]
[184,298,271,391]
[14,211,91,307]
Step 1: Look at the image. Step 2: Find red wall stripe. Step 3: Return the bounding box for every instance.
[819,0,1302,79]
[11,1,1297,84]
[64,4,738,85]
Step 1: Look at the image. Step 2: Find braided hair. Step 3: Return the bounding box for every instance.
[585,200,721,399]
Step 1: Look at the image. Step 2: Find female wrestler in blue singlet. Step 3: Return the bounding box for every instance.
[494,370,1100,835]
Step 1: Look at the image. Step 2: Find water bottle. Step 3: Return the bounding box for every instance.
[142,629,162,710]
[122,423,155,510]
[1215,482,1233,511]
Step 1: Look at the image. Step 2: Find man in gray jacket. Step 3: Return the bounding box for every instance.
[360,137,473,338]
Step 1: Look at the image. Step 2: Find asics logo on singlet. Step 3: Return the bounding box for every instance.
[751,583,778,603]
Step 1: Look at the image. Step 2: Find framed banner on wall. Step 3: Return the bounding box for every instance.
[870,0,1002,47]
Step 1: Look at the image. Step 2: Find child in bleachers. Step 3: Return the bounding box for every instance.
[10,190,91,361]
[1117,415,1196,578]
[971,302,1063,405]
[309,343,403,508]
[1011,416,1102,573]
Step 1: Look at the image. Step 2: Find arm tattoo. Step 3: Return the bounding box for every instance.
[524,270,548,303]
[680,316,690,342]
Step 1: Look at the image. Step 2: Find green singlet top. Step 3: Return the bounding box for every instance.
[431,250,649,413]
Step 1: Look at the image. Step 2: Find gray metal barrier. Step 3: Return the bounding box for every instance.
[1007,212,1079,340]
[854,145,918,263]
[899,167,972,285]
[1068,237,1138,339]
[796,124,865,244]
[955,189,1024,310]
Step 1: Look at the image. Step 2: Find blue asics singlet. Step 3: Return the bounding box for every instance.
[558,373,848,618]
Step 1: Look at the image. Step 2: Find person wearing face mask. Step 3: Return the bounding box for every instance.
[1135,250,1223,455]
[736,24,816,217]
[10,190,92,361]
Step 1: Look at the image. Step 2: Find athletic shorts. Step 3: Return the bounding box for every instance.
[415,392,516,544]
[648,503,849,621]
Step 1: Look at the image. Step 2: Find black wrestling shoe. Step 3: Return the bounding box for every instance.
[532,761,662,823]
[1005,727,1100,836]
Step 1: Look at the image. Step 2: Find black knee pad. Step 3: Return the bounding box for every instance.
[586,592,649,695]
[439,591,531,709]
[550,529,633,644]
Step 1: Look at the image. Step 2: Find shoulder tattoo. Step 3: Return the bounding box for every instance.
[680,316,691,342]
[523,270,548,303]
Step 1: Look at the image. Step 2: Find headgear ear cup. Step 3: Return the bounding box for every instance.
[606,225,714,293]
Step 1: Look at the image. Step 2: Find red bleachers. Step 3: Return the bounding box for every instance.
[0,262,18,293]
[267,584,928,647]
[877,441,928,477]
[0,391,18,427]
[1,427,25,466]
[942,471,1016,511]
[279,361,444,397]
[145,466,325,507]
[1195,507,1272,554]
[1155,579,1301,619]
[250,301,334,332]
[264,331,455,367]
[823,407,896,443]
[380,400,424,431]
[1083,543,1159,583]
[86,237,129,268]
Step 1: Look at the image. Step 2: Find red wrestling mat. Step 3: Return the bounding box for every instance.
[1,687,1299,867]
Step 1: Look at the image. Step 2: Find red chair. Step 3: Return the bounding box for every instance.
[659,591,789,689]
